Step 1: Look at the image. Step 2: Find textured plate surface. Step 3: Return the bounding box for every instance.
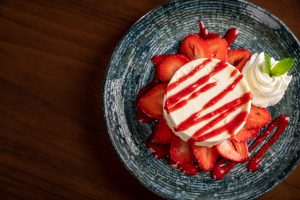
[103,0,300,199]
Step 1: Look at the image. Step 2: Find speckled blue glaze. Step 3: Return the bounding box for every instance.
[103,0,300,199]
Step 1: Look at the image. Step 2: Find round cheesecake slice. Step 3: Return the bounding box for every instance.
[163,58,252,147]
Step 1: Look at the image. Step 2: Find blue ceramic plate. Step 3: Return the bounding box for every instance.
[103,0,300,199]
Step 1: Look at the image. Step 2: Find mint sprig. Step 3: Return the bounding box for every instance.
[264,53,272,76]
[271,58,295,76]
[264,53,295,77]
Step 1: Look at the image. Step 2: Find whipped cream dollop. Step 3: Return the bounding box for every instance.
[242,52,292,108]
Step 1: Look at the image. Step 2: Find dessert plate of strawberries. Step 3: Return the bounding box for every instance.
[104,0,300,199]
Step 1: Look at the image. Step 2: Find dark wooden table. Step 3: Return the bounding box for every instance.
[0,0,299,199]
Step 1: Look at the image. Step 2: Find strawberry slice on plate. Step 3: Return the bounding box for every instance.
[180,34,212,60]
[179,162,199,175]
[137,83,167,119]
[170,136,193,164]
[199,20,209,39]
[152,119,174,144]
[232,127,260,142]
[192,145,219,171]
[157,54,189,82]
[216,139,248,162]
[198,20,221,39]
[244,106,271,129]
[228,49,251,71]
[207,37,228,61]
[223,27,239,47]
[146,140,170,159]
[169,159,199,175]
[151,54,172,68]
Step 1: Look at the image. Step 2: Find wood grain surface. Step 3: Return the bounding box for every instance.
[0,0,299,199]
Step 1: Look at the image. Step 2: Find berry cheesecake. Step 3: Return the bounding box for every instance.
[163,58,251,147]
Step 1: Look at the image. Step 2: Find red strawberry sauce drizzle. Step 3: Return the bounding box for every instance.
[247,115,289,171]
[211,115,290,180]
[167,82,217,113]
[165,60,228,110]
[230,69,238,77]
[176,93,251,132]
[202,74,244,110]
[167,58,212,92]
[190,111,248,143]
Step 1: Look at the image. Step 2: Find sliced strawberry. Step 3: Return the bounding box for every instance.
[232,128,260,142]
[136,75,161,122]
[228,49,251,71]
[170,136,193,164]
[157,54,189,82]
[207,37,228,61]
[180,34,212,60]
[169,159,199,175]
[198,20,221,39]
[192,146,219,171]
[216,139,248,162]
[211,158,236,180]
[152,119,174,144]
[244,106,271,129]
[151,54,172,68]
[136,75,160,100]
[137,83,167,119]
[179,162,199,175]
[199,20,209,39]
[137,108,153,123]
[146,141,170,159]
[223,27,239,47]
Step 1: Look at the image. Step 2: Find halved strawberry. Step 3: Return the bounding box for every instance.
[244,106,271,129]
[157,54,189,82]
[170,136,193,164]
[216,139,248,162]
[192,146,219,171]
[223,27,239,47]
[207,37,228,61]
[137,83,167,119]
[146,141,170,159]
[180,34,212,60]
[232,128,260,142]
[152,119,174,144]
[228,49,251,71]
[151,54,172,67]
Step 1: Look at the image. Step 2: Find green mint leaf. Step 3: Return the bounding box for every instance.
[264,53,272,76]
[271,58,295,76]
